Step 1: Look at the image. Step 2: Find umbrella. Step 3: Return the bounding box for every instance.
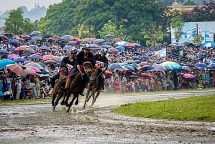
[139,56,149,62]
[164,65,173,71]
[112,38,122,42]
[30,54,42,60]
[92,39,105,44]
[7,64,26,77]
[43,59,57,64]
[43,55,54,61]
[63,45,72,51]
[125,43,135,48]
[71,37,81,43]
[0,49,9,54]
[68,41,77,45]
[203,42,215,48]
[109,63,123,70]
[182,66,191,71]
[161,61,182,70]
[195,63,207,69]
[42,34,53,39]
[39,46,51,51]
[139,62,149,67]
[29,31,40,36]
[183,74,195,79]
[89,44,101,49]
[10,46,16,51]
[61,35,72,41]
[21,34,30,39]
[0,59,15,69]
[101,45,111,49]
[9,39,20,44]
[104,70,112,79]
[29,45,38,49]
[14,57,25,62]
[152,63,166,71]
[7,54,19,60]
[125,60,136,64]
[115,46,125,51]
[25,62,43,69]
[25,48,35,54]
[0,35,8,40]
[53,56,64,62]
[37,69,49,74]
[139,73,152,79]
[134,51,141,55]
[26,66,41,72]
[82,38,95,42]
[39,62,46,68]
[30,36,42,41]
[130,63,141,70]
[141,65,154,71]
[52,35,60,40]
[103,34,114,41]
[124,65,135,72]
[15,46,27,51]
[103,42,112,45]
[24,68,36,75]
[108,48,119,54]
[114,41,128,46]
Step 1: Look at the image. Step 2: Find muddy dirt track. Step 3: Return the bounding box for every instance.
[0,90,215,144]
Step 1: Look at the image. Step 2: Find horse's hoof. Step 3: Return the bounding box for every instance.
[75,101,79,105]
[61,101,65,105]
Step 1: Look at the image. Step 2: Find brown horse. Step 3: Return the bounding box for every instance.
[52,67,68,110]
[65,62,94,113]
[83,67,103,109]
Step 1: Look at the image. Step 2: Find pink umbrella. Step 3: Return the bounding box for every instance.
[6,64,26,77]
[7,54,19,60]
[183,73,195,79]
[26,66,41,72]
[24,68,36,75]
[35,52,41,56]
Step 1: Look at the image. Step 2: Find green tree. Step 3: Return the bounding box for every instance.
[22,18,34,34]
[38,19,51,35]
[171,16,184,42]
[141,23,166,46]
[193,35,204,44]
[184,0,196,5]
[4,8,24,34]
[98,20,118,38]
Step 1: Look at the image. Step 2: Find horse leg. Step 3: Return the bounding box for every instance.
[83,89,91,109]
[64,92,71,107]
[61,93,67,105]
[52,93,56,107]
[91,91,100,107]
[53,92,63,111]
[75,96,79,105]
[66,94,78,113]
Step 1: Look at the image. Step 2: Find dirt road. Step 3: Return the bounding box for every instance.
[0,90,215,144]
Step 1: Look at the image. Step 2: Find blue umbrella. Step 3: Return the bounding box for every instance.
[115,46,125,51]
[0,59,15,69]
[63,45,72,51]
[39,46,51,51]
[38,69,49,74]
[30,36,42,41]
[68,41,77,45]
[39,62,46,68]
[152,63,166,71]
[101,45,111,49]
[207,63,215,68]
[103,42,112,45]
[134,51,141,55]
[89,44,102,49]
[141,65,154,71]
[195,63,207,69]
[134,43,141,48]
[29,45,38,49]
[10,46,16,51]
[61,35,72,40]
[124,65,135,72]
[30,54,42,59]
[14,57,25,62]
[9,39,20,44]
[139,56,149,62]
[29,31,40,36]
[0,49,9,54]
[109,63,123,70]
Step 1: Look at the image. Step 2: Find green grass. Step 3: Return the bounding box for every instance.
[0,98,51,106]
[114,95,215,122]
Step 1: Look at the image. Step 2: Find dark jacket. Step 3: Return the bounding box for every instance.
[76,51,96,66]
[60,57,77,67]
[95,54,108,70]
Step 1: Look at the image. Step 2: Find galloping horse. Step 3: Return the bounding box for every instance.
[52,67,68,110]
[65,62,94,113]
[83,65,103,109]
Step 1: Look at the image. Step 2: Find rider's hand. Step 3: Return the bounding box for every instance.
[101,68,106,71]
[77,65,81,70]
[63,76,68,79]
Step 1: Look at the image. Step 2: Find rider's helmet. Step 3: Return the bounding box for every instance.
[83,44,91,50]
[101,48,108,54]
[70,47,78,54]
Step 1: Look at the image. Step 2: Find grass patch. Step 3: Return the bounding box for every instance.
[0,98,51,106]
[113,95,215,122]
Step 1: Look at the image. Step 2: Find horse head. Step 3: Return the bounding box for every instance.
[83,61,94,76]
[59,67,68,81]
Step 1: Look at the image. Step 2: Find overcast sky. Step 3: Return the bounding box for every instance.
[0,0,62,12]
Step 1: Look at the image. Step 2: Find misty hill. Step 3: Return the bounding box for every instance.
[158,0,214,6]
[0,4,47,27]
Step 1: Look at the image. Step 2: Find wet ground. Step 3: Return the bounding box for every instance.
[0,90,215,144]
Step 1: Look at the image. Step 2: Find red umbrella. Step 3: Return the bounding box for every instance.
[72,37,81,42]
[139,62,149,67]
[43,55,54,61]
[183,73,194,79]
[104,70,112,79]
[43,59,57,64]
[52,35,60,40]
[7,64,26,77]
[21,34,30,39]
[139,73,152,79]
[112,38,122,42]
[82,38,95,42]
[15,46,27,51]
[0,35,8,40]
[125,43,135,48]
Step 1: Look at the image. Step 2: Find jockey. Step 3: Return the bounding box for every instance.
[50,48,77,92]
[95,48,109,90]
[76,44,96,95]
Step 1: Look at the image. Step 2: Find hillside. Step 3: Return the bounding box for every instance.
[0,5,47,27]
[158,0,213,6]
